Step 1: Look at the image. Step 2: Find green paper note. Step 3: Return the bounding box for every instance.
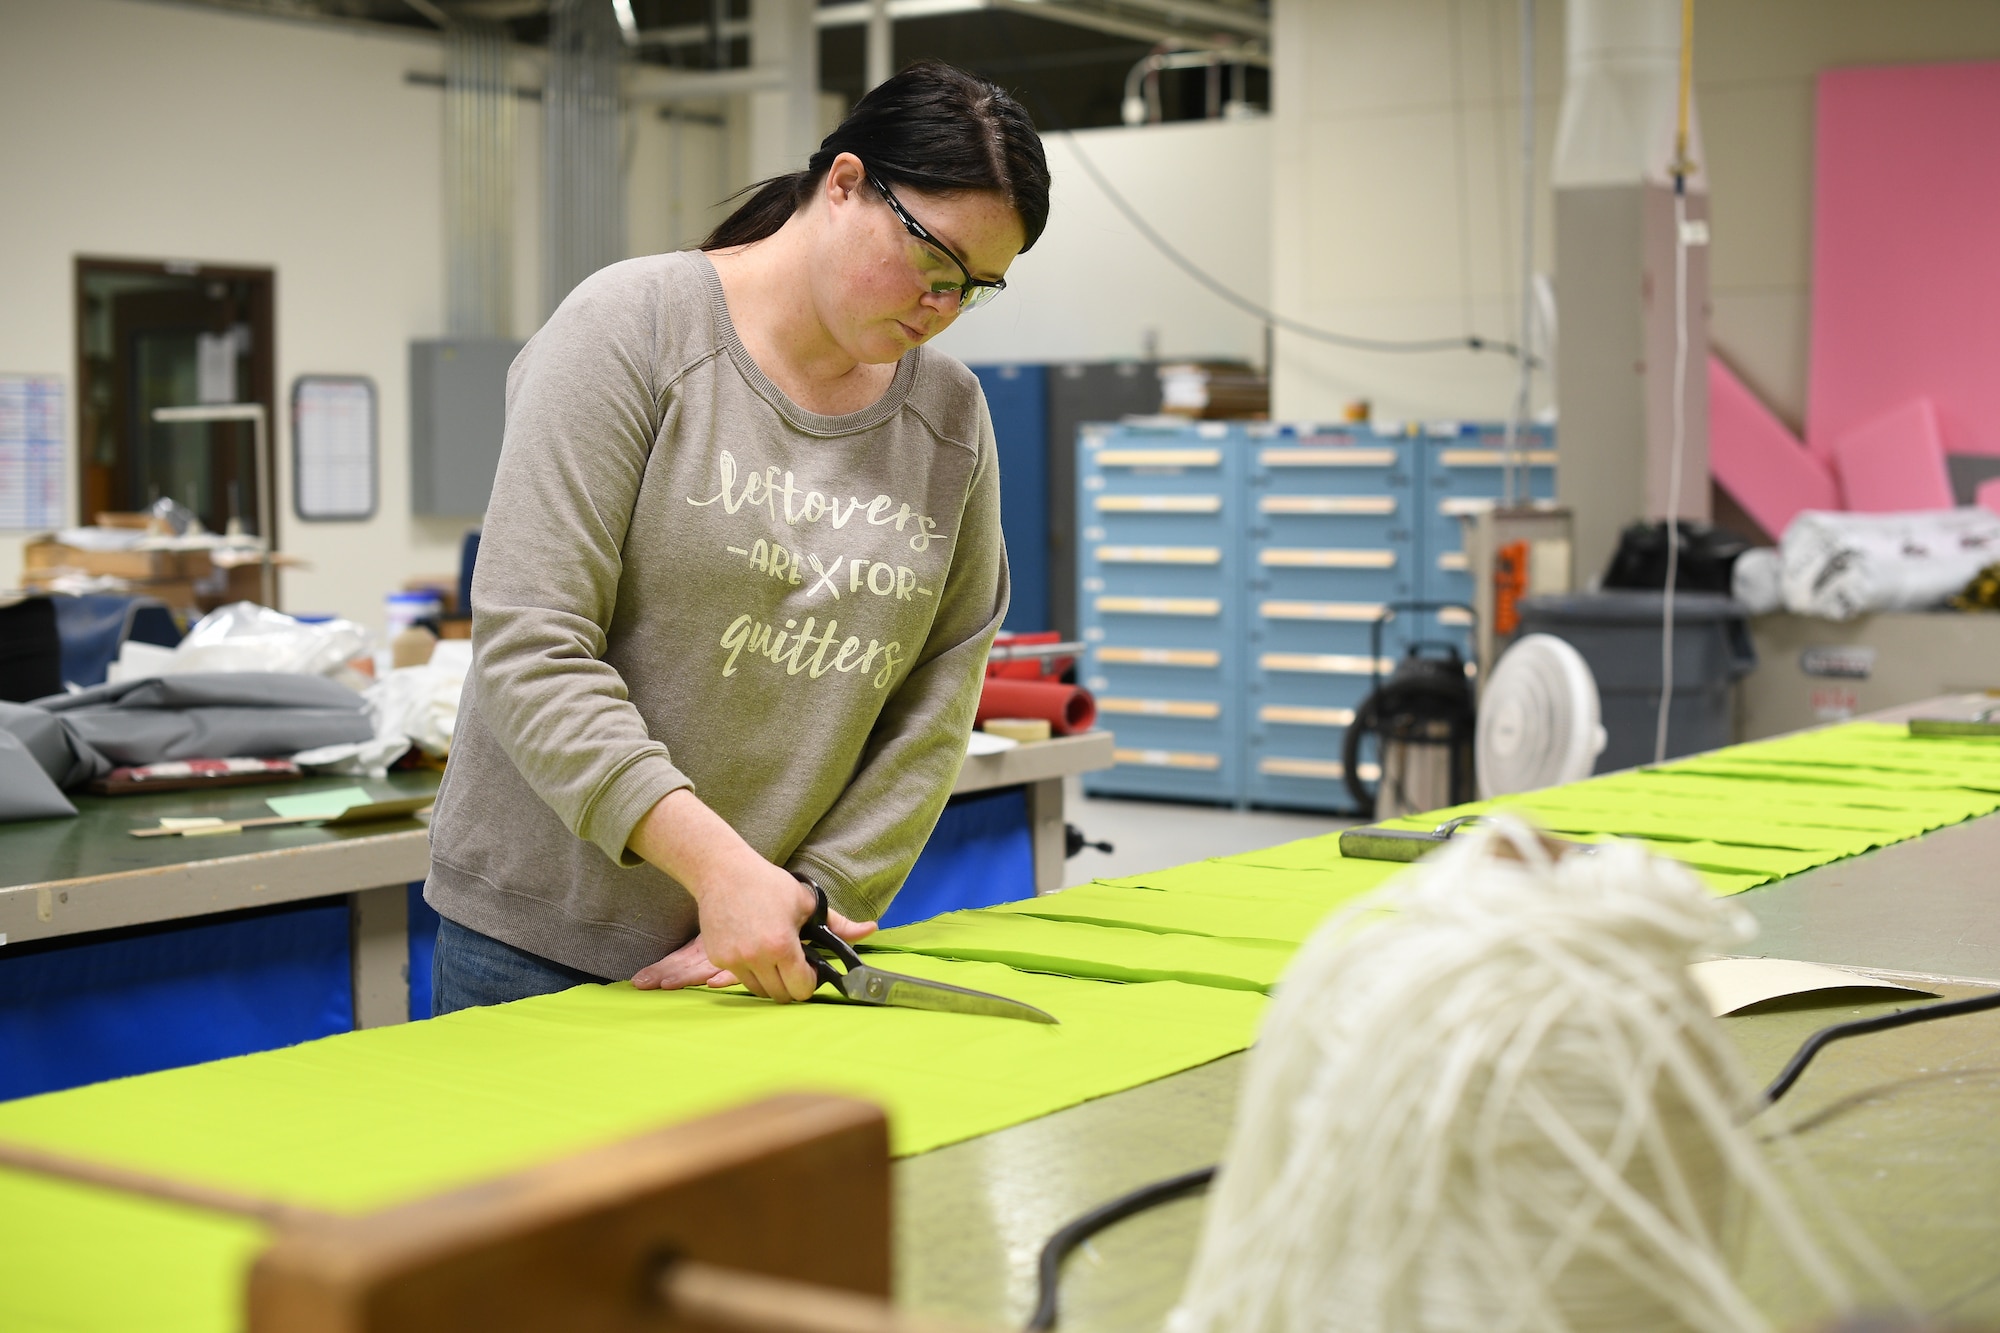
[870,911,1295,992]
[264,786,372,819]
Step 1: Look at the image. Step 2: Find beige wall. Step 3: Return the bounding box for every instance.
[0,0,730,627]
[1272,0,2000,430]
[1271,0,1561,425]
[931,117,1272,368]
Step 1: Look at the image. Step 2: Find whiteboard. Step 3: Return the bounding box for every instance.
[292,376,376,521]
[0,374,63,530]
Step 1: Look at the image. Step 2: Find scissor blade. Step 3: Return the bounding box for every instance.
[839,965,1058,1025]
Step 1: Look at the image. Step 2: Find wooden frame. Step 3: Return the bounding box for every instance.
[250,1093,892,1333]
[3,1093,984,1332]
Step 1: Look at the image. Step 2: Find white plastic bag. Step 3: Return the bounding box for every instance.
[167,602,370,676]
[1779,508,2000,620]
[366,657,466,759]
[293,643,470,777]
[1730,545,1784,615]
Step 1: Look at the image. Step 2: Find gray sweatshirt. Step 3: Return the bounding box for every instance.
[424,251,1009,979]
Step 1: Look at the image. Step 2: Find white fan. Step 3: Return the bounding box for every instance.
[1476,634,1607,798]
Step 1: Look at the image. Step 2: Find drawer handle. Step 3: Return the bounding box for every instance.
[1260,600,1384,622]
[1095,495,1223,513]
[1099,697,1222,719]
[1096,596,1222,616]
[1259,756,1379,781]
[1259,448,1398,467]
[1098,647,1223,668]
[1437,448,1557,467]
[1260,652,1393,675]
[1258,496,1396,516]
[1113,747,1222,771]
[1096,448,1222,467]
[1098,546,1222,565]
[1259,705,1356,727]
[1258,548,1396,569]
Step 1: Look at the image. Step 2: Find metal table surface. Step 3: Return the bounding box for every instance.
[0,732,1117,1027]
[0,770,442,943]
[1740,693,2000,986]
[896,697,2000,1329]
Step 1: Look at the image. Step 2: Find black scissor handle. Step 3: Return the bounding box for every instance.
[795,873,862,988]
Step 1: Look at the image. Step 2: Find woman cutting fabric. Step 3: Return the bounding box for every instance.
[422,61,1050,1014]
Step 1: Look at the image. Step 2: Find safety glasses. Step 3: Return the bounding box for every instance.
[870,174,1007,312]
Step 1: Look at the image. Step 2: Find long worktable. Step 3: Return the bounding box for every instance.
[0,732,1114,1097]
[4,706,1998,1329]
[899,695,2000,1330]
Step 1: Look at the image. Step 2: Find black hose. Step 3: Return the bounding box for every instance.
[1025,1165,1216,1332]
[1023,989,2000,1328]
[1757,987,2000,1106]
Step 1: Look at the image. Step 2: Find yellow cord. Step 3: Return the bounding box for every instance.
[1674,0,1695,183]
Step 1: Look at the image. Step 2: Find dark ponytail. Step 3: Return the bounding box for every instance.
[702,59,1050,253]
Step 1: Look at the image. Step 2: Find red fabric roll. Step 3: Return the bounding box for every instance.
[975,678,1097,735]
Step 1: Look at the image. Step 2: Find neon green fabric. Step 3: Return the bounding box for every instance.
[869,912,1293,991]
[988,871,1387,945]
[1375,721,2000,893]
[0,957,1263,1333]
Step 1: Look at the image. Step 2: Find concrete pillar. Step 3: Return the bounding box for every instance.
[748,0,819,182]
[1555,184,1711,584]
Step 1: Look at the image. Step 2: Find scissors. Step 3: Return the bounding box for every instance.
[794,876,1057,1025]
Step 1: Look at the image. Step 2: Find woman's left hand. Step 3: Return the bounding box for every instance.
[631,934,733,990]
[631,912,879,992]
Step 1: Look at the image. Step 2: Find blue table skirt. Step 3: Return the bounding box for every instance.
[5,785,1037,1099]
[0,900,353,1101]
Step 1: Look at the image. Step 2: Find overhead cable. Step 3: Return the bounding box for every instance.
[996,24,1541,365]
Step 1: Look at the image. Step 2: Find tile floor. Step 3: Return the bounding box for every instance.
[1057,777,1356,888]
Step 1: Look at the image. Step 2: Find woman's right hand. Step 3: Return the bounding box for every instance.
[627,787,828,1003]
[688,859,821,1001]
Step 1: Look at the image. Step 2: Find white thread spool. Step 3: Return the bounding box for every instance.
[1170,818,1863,1333]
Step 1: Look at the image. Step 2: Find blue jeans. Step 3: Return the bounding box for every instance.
[431,915,611,1017]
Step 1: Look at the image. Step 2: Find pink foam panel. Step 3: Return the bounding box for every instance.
[1809,63,2000,460]
[1830,398,1953,512]
[1708,356,1837,537]
[1978,478,2000,518]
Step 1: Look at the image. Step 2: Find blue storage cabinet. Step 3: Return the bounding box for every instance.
[1415,423,1557,657]
[1077,420,1247,804]
[970,364,1051,633]
[1244,424,1418,811]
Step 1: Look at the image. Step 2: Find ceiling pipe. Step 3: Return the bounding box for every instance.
[1120,47,1261,125]
[401,0,451,27]
[637,0,1264,56]
[994,0,1263,53]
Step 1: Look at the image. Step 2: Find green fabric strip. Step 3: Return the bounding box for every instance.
[0,960,1263,1333]
[868,912,1293,992]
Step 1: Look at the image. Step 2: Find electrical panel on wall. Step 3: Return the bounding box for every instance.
[409,339,523,517]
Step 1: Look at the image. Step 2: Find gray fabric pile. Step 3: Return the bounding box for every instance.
[0,673,374,823]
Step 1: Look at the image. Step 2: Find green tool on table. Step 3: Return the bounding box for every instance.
[795,876,1058,1025]
[1338,814,1597,864]
[1909,704,2000,738]
[130,792,433,838]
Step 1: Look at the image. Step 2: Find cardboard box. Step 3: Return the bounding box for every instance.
[23,538,212,583]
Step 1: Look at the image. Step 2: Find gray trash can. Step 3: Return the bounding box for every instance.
[1515,592,1756,772]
